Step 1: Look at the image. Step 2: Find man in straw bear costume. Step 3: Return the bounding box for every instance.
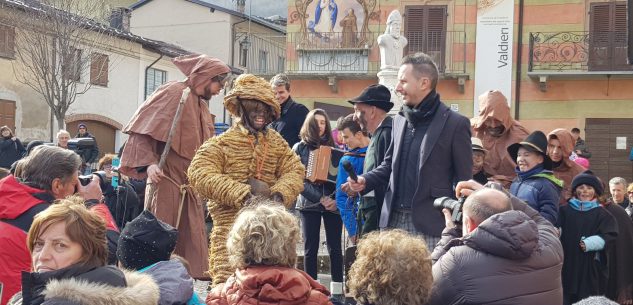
[188,74,305,286]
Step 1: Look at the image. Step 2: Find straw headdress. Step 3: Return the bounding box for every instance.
[224,74,280,119]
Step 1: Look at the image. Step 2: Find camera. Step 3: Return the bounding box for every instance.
[68,137,96,152]
[78,170,107,190]
[433,196,466,224]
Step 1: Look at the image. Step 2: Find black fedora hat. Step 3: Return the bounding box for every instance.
[348,84,394,113]
[507,130,553,170]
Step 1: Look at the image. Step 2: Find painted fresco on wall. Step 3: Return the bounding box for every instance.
[291,0,377,49]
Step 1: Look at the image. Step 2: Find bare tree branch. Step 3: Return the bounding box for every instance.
[2,0,117,130]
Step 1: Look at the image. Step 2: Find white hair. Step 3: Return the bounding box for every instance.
[56,129,70,138]
[609,177,627,187]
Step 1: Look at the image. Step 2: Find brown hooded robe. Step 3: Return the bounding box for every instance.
[548,128,585,205]
[472,90,530,187]
[119,54,230,278]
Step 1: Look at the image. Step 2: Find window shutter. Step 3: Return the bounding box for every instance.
[589,2,631,71]
[405,6,426,54]
[90,53,109,86]
[0,25,15,58]
[404,5,447,71]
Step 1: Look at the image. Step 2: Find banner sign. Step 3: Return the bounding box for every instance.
[473,0,515,115]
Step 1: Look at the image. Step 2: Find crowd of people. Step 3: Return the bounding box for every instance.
[1,51,632,305]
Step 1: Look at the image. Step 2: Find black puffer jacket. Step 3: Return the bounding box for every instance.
[292,141,336,213]
[428,195,564,305]
[0,137,25,169]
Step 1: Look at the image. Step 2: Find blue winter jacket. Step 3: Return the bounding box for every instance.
[510,164,563,225]
[336,146,366,237]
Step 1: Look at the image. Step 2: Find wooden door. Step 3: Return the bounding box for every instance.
[66,120,116,159]
[585,118,633,184]
[0,100,16,133]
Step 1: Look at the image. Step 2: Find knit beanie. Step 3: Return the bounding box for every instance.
[116,210,178,270]
[571,170,603,197]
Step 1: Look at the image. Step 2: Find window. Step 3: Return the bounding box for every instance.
[145,68,167,99]
[259,50,268,73]
[0,24,15,59]
[277,56,286,73]
[90,53,109,86]
[64,48,82,82]
[588,2,631,71]
[404,5,447,72]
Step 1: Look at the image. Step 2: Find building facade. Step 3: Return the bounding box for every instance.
[0,0,189,156]
[286,0,633,182]
[129,0,287,123]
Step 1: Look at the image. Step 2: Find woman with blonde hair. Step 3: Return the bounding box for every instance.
[207,202,333,305]
[347,230,433,305]
[8,196,159,305]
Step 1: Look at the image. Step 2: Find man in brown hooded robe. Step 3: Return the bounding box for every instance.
[472,90,530,187]
[547,128,585,205]
[119,54,231,278]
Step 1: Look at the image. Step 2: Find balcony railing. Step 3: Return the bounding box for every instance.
[234,32,286,76]
[286,31,377,75]
[529,31,632,72]
[286,30,467,76]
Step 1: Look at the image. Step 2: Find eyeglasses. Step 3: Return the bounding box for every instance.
[628,191,633,195]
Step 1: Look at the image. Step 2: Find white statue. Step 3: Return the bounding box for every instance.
[378,10,408,71]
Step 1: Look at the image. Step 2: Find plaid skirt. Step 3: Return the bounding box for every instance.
[386,208,441,250]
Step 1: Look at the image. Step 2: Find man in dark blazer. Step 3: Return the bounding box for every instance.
[345,53,472,249]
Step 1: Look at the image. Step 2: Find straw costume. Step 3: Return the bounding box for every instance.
[188,74,304,286]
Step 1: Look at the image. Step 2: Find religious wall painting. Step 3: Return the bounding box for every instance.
[291,0,377,49]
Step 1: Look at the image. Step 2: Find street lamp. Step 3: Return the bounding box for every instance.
[239,35,251,67]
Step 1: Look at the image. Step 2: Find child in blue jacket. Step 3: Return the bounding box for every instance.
[335,114,369,242]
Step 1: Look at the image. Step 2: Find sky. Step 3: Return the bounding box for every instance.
[201,0,287,18]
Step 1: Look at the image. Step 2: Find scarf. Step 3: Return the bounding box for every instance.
[401,90,440,125]
[568,198,600,211]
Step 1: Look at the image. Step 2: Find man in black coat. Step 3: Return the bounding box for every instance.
[348,84,393,236]
[346,53,472,249]
[269,73,309,148]
[76,123,100,174]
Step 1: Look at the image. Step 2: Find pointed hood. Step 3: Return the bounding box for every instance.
[473,90,513,132]
[173,54,231,98]
[547,128,585,203]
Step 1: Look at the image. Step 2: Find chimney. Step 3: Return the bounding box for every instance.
[235,0,246,14]
[110,7,131,31]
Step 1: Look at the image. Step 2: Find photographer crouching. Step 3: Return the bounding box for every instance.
[427,180,564,305]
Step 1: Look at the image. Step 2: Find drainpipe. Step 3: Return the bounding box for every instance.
[514,0,525,119]
[228,18,249,124]
[144,54,163,102]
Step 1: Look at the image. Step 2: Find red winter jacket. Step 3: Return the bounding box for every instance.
[0,176,52,305]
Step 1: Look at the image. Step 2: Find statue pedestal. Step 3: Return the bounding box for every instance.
[377,69,402,115]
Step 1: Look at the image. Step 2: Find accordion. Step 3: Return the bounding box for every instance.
[306,146,345,184]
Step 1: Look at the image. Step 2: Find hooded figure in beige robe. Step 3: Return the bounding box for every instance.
[472,90,530,187]
[547,128,586,204]
[119,54,231,278]
[188,74,305,286]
